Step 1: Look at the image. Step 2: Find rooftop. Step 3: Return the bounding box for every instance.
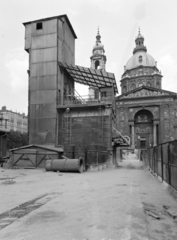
[59,62,118,94]
[23,14,77,39]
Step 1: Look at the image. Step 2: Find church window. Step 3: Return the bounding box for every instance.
[123,86,127,93]
[135,110,153,123]
[164,105,169,119]
[156,82,160,88]
[139,55,142,63]
[95,60,100,69]
[131,84,136,90]
[147,82,151,87]
[137,115,148,122]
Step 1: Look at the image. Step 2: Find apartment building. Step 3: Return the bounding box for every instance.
[0,106,28,133]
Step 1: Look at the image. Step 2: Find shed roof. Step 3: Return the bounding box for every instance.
[23,14,77,39]
[10,144,63,153]
[59,62,118,94]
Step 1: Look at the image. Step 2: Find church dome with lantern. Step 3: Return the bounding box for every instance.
[125,51,156,70]
[125,31,156,70]
[120,30,162,94]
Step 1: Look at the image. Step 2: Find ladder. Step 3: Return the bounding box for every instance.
[98,107,104,146]
[62,109,72,145]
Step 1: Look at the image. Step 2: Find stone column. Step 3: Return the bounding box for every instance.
[153,124,157,146]
[131,124,135,148]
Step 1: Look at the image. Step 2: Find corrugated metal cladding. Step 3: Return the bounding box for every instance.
[58,62,118,94]
[24,15,76,146]
[58,107,112,149]
[30,76,57,91]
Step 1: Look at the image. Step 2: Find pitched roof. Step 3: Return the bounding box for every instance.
[23,14,77,39]
[117,86,177,100]
[10,144,63,153]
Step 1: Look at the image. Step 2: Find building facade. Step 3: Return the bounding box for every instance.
[0,130,7,162]
[116,31,177,149]
[23,15,129,169]
[0,106,28,133]
[23,15,77,146]
[23,15,119,147]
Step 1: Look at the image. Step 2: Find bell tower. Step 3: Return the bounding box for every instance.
[89,29,107,98]
[90,28,107,70]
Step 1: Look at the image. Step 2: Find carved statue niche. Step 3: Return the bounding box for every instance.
[131,84,136,90]
[156,81,160,88]
[123,85,127,93]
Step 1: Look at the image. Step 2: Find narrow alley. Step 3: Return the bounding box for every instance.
[0,155,177,240]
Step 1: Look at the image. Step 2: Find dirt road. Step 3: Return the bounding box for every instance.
[0,158,177,240]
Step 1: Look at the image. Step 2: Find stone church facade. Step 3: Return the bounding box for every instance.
[116,31,177,149]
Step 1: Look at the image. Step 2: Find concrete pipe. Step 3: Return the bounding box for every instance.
[45,160,52,171]
[45,158,84,173]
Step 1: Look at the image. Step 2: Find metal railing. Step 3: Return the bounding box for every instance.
[57,90,114,106]
[142,140,177,191]
[63,95,113,105]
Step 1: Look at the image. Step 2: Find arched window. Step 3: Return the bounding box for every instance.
[156,82,160,88]
[131,84,136,90]
[139,55,142,63]
[135,110,153,123]
[139,83,143,87]
[95,60,100,69]
[147,82,151,87]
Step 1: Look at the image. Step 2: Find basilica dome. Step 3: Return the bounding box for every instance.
[120,30,162,94]
[125,51,156,70]
[124,30,156,71]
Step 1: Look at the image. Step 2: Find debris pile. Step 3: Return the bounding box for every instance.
[143,202,163,220]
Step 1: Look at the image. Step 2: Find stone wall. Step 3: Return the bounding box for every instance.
[116,96,177,146]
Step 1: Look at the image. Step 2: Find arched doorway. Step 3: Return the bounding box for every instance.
[134,110,154,149]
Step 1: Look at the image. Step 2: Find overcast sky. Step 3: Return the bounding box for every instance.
[1,0,177,114]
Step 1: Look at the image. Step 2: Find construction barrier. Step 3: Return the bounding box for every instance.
[142,140,177,192]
